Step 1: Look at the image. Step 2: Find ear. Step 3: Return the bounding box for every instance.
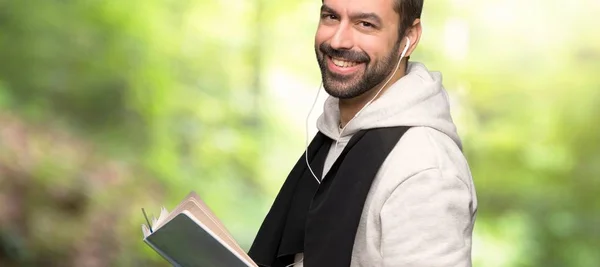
[400,18,422,58]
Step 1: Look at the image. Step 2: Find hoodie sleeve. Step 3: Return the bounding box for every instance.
[380,168,475,267]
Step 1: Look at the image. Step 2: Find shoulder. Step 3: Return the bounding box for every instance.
[373,126,475,198]
[388,126,467,172]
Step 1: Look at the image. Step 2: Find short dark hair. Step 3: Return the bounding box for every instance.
[393,0,424,38]
[393,0,423,62]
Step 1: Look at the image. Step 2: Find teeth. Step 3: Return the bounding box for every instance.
[332,58,359,68]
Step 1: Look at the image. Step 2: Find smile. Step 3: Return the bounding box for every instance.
[327,56,363,75]
[331,57,360,68]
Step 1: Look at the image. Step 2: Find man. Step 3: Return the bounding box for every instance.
[248,0,477,266]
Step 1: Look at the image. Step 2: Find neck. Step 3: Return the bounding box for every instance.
[339,61,407,128]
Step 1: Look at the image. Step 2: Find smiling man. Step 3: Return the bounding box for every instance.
[248,0,477,266]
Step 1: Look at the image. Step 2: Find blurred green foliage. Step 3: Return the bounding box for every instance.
[0,0,598,266]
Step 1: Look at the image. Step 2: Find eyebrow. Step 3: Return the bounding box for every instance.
[352,12,382,26]
[320,4,339,16]
[321,4,383,26]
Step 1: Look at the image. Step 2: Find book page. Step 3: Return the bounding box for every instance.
[154,207,169,228]
[142,224,151,238]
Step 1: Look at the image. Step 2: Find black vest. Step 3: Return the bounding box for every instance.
[248,126,410,267]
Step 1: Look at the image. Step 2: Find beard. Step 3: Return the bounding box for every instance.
[315,42,401,99]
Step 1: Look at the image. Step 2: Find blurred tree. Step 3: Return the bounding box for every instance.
[0,0,275,265]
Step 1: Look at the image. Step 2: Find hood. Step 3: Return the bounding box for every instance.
[316,61,462,149]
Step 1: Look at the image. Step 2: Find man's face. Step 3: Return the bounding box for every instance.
[315,0,402,99]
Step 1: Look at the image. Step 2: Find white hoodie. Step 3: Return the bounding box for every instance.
[294,61,478,267]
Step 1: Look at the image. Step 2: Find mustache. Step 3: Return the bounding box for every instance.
[319,43,370,63]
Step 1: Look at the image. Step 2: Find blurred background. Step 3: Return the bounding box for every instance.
[0,0,598,266]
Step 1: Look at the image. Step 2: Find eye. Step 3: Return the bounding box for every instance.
[359,21,375,28]
[320,13,338,21]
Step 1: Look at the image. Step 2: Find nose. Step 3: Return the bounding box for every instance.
[330,23,353,50]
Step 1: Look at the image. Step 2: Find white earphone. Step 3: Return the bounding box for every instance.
[305,37,411,184]
[354,36,410,119]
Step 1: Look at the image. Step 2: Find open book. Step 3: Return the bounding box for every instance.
[142,191,258,267]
